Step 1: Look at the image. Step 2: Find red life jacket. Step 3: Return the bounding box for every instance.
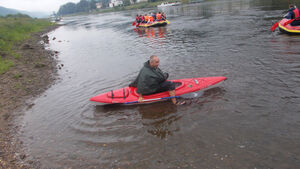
[136,16,139,21]
[293,8,300,18]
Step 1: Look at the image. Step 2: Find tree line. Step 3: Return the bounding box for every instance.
[57,0,162,15]
[58,0,110,15]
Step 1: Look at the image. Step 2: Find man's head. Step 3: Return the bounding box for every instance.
[149,55,160,68]
[289,4,295,8]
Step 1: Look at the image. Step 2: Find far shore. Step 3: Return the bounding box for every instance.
[60,0,203,17]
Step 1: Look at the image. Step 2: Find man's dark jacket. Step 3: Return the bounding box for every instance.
[130,61,168,95]
[286,7,296,19]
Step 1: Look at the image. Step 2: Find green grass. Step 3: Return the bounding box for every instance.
[0,57,14,74]
[0,14,54,74]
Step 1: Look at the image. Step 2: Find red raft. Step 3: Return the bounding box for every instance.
[90,76,227,105]
[278,18,300,34]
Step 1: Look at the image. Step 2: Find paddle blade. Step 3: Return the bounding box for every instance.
[270,22,279,31]
[136,23,140,27]
[283,19,294,26]
[132,22,136,26]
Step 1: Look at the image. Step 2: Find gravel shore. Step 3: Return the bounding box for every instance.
[0,24,60,168]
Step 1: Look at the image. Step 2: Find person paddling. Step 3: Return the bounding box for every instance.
[129,55,184,105]
[156,12,162,21]
[161,12,166,21]
[285,4,299,19]
[139,15,144,23]
[136,14,140,23]
[144,14,150,23]
[285,4,300,26]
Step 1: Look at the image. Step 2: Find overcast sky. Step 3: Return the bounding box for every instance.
[0,0,80,12]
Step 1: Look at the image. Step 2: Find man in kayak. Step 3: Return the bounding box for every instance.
[129,55,183,105]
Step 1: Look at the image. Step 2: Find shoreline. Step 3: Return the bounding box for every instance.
[0,24,60,168]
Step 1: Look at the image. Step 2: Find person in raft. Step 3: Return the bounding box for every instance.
[285,4,300,26]
[129,55,185,105]
[285,4,299,19]
[136,14,141,23]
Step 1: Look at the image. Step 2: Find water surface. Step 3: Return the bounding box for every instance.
[20,0,300,168]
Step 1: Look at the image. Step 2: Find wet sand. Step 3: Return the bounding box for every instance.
[0,25,60,168]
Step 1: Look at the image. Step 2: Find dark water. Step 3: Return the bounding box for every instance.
[19,0,300,168]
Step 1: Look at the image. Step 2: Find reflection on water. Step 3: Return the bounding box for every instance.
[133,27,167,38]
[95,102,181,139]
[138,102,180,139]
[19,0,300,168]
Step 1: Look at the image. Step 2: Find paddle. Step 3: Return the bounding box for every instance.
[283,17,300,26]
[271,19,294,31]
[283,19,294,26]
[124,96,180,104]
[132,21,136,26]
[271,16,300,31]
[270,22,279,31]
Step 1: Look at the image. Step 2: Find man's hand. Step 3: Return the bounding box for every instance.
[138,96,144,103]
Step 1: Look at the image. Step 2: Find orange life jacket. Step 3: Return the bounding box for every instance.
[144,15,149,22]
[156,14,161,20]
[149,16,153,22]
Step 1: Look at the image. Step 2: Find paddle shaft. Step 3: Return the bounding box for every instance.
[124,96,180,104]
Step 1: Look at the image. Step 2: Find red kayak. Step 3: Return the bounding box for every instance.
[90,76,226,105]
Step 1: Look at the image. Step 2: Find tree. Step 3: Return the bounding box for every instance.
[99,0,110,8]
[58,0,109,15]
[58,2,76,15]
[76,0,90,13]
[123,0,131,6]
[90,0,97,10]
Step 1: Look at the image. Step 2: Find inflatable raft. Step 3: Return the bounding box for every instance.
[90,76,226,105]
[138,20,169,28]
[278,18,300,34]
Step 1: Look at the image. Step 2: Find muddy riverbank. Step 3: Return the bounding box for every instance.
[0,25,60,168]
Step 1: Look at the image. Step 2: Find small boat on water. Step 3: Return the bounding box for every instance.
[157,1,181,8]
[137,20,169,28]
[278,18,300,34]
[90,76,227,105]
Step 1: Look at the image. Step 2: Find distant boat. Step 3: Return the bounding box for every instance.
[55,17,62,22]
[157,1,181,8]
[50,16,62,23]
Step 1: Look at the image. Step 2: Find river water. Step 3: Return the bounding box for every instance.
[19,0,300,168]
